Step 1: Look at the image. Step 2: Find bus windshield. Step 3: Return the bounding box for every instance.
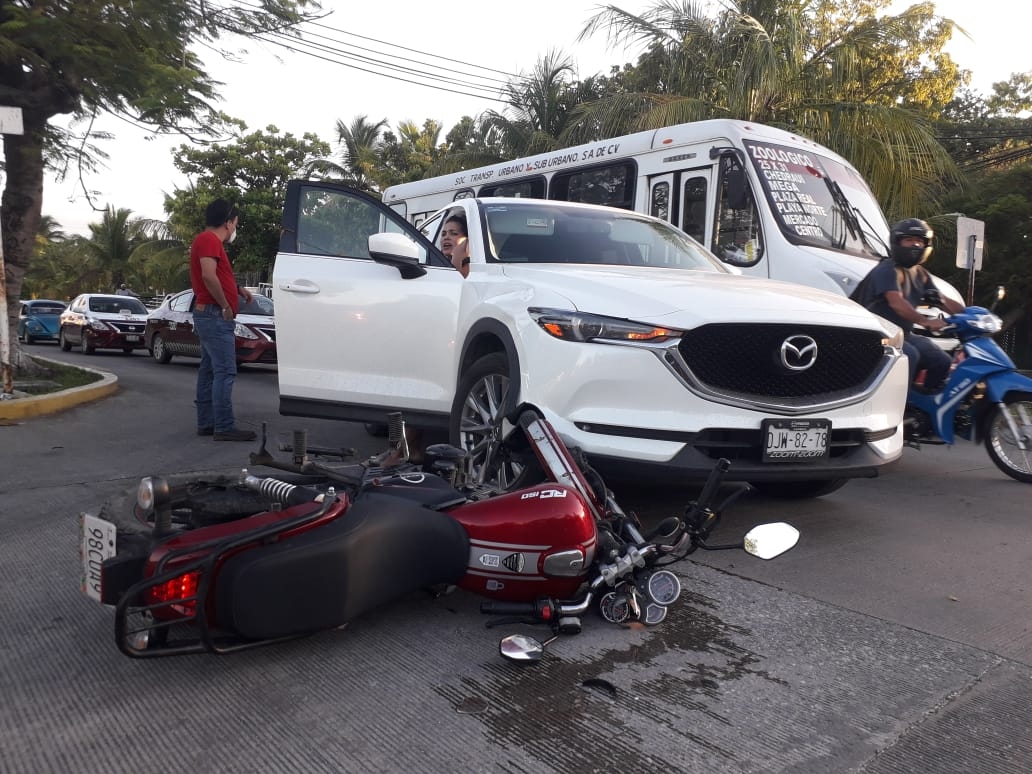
[744,139,889,259]
[483,201,727,272]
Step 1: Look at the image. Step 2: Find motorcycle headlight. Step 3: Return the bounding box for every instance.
[529,308,680,343]
[972,313,1002,333]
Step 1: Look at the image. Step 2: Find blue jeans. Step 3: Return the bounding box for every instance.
[903,332,952,389]
[193,307,238,432]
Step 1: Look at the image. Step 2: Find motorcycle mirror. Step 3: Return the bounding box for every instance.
[499,634,545,662]
[743,522,800,559]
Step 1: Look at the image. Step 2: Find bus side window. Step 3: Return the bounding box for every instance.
[681,177,707,244]
[650,181,670,220]
[551,162,635,209]
[713,156,763,267]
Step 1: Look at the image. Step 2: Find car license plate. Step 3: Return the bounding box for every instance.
[125,335,141,342]
[762,418,830,462]
[80,512,117,602]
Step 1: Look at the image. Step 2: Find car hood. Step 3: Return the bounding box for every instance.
[26,313,62,328]
[88,312,149,322]
[238,313,274,326]
[500,265,882,330]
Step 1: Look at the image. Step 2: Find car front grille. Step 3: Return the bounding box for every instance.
[108,321,147,334]
[254,325,276,342]
[675,323,887,402]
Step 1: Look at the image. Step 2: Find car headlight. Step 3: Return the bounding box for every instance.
[26,320,43,332]
[879,321,904,349]
[234,323,259,340]
[529,307,680,343]
[87,318,109,331]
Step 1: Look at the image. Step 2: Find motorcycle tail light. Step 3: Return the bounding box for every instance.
[145,571,200,617]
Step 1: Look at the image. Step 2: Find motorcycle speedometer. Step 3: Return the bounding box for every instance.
[599,591,631,624]
[643,603,667,626]
[644,569,681,606]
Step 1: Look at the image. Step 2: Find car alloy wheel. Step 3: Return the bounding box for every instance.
[449,352,539,492]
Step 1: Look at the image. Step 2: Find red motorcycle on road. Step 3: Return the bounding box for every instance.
[80,406,799,661]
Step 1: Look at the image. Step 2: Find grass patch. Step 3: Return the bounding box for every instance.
[14,360,104,394]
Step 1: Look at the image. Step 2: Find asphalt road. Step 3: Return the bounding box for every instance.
[3,345,1031,773]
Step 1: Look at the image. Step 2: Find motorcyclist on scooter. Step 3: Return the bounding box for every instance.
[855,219,964,390]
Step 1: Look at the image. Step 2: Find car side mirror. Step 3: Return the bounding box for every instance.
[368,233,427,279]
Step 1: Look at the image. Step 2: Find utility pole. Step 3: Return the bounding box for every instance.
[0,105,25,398]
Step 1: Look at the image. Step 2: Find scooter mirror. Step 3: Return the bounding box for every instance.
[499,634,544,662]
[743,522,800,559]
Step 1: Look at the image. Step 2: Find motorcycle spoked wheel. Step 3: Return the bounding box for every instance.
[984,393,1032,483]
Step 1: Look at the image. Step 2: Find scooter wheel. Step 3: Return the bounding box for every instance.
[984,393,1032,483]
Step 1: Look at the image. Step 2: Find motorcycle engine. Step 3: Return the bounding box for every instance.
[903,407,933,441]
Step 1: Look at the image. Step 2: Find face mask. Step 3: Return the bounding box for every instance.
[228,227,238,245]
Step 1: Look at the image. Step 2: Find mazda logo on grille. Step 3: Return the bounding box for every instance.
[780,335,818,371]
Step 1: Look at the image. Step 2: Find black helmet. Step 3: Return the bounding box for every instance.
[889,218,933,267]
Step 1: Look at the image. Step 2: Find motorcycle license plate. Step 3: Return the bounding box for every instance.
[80,512,117,602]
[762,418,830,462]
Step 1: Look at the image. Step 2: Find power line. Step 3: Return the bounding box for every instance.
[222,0,520,104]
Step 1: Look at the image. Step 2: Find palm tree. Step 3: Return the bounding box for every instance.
[569,0,966,217]
[482,50,583,158]
[81,206,148,292]
[306,115,390,192]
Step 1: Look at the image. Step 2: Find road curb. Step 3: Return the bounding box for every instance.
[0,355,118,421]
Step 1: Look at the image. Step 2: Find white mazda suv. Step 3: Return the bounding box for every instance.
[273,183,908,498]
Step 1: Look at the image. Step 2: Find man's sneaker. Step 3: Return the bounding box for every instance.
[213,428,256,442]
[197,426,214,436]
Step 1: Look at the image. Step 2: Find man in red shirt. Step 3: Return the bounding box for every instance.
[190,199,255,441]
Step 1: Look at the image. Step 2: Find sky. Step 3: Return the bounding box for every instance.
[36,0,1028,237]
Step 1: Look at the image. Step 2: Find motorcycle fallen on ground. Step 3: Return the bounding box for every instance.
[79,406,799,661]
[905,305,1032,482]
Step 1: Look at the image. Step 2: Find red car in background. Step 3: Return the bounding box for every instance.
[59,294,149,354]
[144,289,277,365]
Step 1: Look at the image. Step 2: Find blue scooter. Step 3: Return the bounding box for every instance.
[905,306,1032,482]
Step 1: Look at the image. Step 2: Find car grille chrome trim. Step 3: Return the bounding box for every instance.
[655,323,898,416]
[107,321,147,334]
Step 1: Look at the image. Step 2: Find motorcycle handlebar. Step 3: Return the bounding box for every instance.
[480,600,541,616]
[694,458,730,511]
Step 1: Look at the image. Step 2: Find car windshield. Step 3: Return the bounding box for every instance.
[240,294,274,316]
[88,297,148,314]
[29,303,64,314]
[483,202,726,272]
[744,139,889,259]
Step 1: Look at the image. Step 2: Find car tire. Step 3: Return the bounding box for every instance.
[151,334,173,364]
[59,329,72,352]
[449,352,541,492]
[82,336,96,355]
[748,479,848,499]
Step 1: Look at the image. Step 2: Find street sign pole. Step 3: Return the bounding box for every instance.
[0,105,25,397]
[955,216,985,307]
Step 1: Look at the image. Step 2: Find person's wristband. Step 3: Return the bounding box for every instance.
[461,257,471,266]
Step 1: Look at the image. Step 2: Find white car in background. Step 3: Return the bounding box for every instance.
[272,184,909,498]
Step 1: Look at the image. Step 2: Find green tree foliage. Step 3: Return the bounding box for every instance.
[163,125,330,279]
[568,0,966,219]
[937,79,1032,173]
[926,162,1032,366]
[0,0,319,360]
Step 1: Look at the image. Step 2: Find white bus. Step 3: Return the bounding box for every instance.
[381,119,955,300]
